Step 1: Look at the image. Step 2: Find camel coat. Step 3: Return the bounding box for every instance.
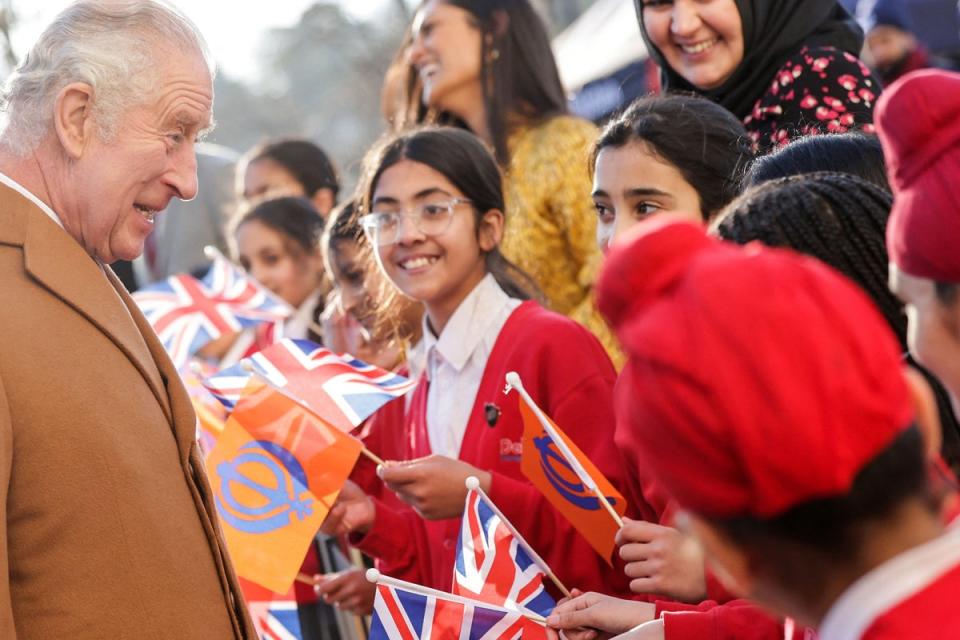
[0,184,257,638]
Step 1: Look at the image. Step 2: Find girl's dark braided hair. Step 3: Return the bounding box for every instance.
[713,172,905,345]
[713,172,960,473]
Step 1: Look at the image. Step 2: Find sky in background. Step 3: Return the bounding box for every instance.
[10,0,402,81]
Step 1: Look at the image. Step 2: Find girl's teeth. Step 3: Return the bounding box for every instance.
[403,257,436,269]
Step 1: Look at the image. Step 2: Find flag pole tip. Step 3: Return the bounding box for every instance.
[365,568,380,584]
[465,475,480,491]
[239,360,255,372]
[505,371,521,389]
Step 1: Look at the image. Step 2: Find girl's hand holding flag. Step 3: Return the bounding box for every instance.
[616,518,707,603]
[379,455,493,520]
[318,479,376,538]
[545,590,656,640]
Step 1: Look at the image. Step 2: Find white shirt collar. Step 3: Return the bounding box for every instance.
[282,287,325,340]
[818,522,960,640]
[0,171,64,229]
[423,273,512,374]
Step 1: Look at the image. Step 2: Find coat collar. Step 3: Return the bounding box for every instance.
[1,183,179,435]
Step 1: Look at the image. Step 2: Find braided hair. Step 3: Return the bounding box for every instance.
[713,173,960,473]
[712,172,906,347]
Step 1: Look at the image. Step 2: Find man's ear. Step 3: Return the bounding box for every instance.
[54,82,96,159]
[478,208,504,253]
[686,513,755,598]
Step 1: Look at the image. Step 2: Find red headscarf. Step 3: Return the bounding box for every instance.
[876,69,960,283]
[597,220,914,519]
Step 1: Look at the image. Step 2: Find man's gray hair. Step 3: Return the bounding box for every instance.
[0,0,214,156]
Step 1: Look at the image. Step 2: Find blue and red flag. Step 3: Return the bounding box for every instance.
[370,582,545,640]
[246,597,303,640]
[453,487,556,617]
[203,338,416,431]
[133,254,291,368]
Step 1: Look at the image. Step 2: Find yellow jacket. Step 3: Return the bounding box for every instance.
[501,115,622,367]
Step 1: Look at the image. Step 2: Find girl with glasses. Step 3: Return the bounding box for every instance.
[321,126,633,600]
[383,0,620,363]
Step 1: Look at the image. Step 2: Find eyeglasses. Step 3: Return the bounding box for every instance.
[360,198,472,246]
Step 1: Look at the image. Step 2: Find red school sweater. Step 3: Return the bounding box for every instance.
[351,301,633,598]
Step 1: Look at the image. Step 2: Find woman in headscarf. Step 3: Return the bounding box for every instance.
[635,0,881,150]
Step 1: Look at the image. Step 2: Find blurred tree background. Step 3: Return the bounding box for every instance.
[0,0,592,189]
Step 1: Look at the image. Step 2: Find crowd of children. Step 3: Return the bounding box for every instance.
[155,1,960,638]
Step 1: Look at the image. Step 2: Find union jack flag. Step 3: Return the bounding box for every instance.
[453,488,556,618]
[370,582,545,640]
[133,255,291,368]
[203,338,416,431]
[246,599,303,640]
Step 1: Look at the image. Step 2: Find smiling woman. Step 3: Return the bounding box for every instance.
[382,0,622,363]
[636,0,881,150]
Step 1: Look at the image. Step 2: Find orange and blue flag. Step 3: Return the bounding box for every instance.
[510,379,626,564]
[207,381,362,592]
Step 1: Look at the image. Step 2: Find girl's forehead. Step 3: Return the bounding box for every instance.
[374,159,463,198]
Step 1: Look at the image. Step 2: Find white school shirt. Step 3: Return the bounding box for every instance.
[0,171,64,229]
[423,273,521,458]
[818,522,960,640]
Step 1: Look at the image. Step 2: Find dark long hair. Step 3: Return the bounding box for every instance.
[713,173,904,344]
[745,133,889,191]
[243,138,340,199]
[233,196,325,255]
[591,94,755,221]
[358,126,541,303]
[385,0,567,165]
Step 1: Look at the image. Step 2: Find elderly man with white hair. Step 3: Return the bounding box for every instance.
[0,1,255,637]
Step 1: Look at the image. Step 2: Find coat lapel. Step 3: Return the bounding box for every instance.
[13,187,174,426]
[109,270,198,461]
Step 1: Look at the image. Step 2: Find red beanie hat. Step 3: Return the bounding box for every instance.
[875,69,960,282]
[597,220,914,519]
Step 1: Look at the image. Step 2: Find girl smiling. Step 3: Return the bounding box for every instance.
[322,126,631,599]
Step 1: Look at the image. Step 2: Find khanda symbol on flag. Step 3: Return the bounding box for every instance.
[504,372,626,564]
[215,439,315,535]
[206,379,362,593]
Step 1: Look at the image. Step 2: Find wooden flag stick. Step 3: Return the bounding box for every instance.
[505,372,624,529]
[465,477,571,599]
[365,569,547,625]
[361,447,385,466]
[296,572,321,586]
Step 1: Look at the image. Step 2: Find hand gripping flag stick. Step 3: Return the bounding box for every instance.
[239,361,386,466]
[365,568,548,625]
[504,371,623,529]
[464,476,571,599]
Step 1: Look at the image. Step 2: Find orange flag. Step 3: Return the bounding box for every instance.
[206,380,362,592]
[509,375,626,564]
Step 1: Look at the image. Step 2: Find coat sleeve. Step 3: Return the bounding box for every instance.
[654,599,810,640]
[0,371,16,637]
